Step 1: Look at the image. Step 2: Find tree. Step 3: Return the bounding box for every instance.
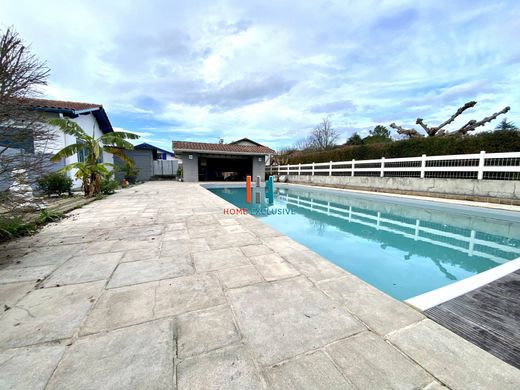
[495,118,517,131]
[345,132,363,145]
[49,118,139,197]
[363,125,392,144]
[390,101,511,138]
[308,118,339,150]
[0,27,53,209]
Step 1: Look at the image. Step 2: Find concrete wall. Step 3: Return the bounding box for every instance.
[286,175,519,200]
[252,155,266,181]
[180,153,199,182]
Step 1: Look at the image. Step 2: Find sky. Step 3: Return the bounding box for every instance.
[1,0,519,150]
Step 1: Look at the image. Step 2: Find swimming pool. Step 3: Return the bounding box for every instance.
[208,184,520,301]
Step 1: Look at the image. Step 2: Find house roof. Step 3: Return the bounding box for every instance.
[23,98,113,133]
[173,140,274,155]
[229,137,264,146]
[135,142,175,156]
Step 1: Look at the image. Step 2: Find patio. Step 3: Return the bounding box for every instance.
[0,181,519,389]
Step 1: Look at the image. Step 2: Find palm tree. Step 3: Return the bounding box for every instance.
[49,118,139,197]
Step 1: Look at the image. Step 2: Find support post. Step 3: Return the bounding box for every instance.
[329,161,333,176]
[420,154,426,179]
[351,159,355,177]
[298,163,301,176]
[477,150,486,180]
[311,162,315,176]
[380,157,385,178]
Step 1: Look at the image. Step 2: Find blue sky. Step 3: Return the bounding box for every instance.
[1,0,519,150]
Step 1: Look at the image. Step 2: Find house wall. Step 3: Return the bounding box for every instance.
[34,112,114,188]
[180,153,199,182]
[252,155,266,180]
[114,149,153,182]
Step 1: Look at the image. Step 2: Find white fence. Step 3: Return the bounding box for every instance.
[267,151,520,180]
[152,160,179,177]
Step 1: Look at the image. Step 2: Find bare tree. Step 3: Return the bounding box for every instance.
[0,27,53,210]
[308,118,339,150]
[390,101,510,138]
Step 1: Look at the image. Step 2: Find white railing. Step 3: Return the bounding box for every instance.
[277,193,520,264]
[267,151,520,180]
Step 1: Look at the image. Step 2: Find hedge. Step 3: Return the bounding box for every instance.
[287,130,520,164]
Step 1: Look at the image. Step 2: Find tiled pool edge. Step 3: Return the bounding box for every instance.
[406,256,520,311]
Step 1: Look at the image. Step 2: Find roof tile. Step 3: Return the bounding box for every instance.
[173,141,274,154]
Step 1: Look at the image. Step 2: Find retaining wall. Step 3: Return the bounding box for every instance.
[286,175,519,201]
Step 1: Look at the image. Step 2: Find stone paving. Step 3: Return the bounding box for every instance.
[1,181,519,389]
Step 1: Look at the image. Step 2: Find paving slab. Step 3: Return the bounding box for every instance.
[282,250,346,282]
[0,281,34,309]
[264,350,355,390]
[249,253,300,281]
[161,238,210,257]
[0,265,56,284]
[154,273,226,318]
[228,276,364,366]
[107,255,194,288]
[0,345,65,390]
[80,281,156,335]
[387,319,520,390]
[176,305,240,358]
[120,248,161,262]
[206,232,260,249]
[218,265,264,288]
[42,252,122,287]
[239,244,273,257]
[326,331,433,389]
[0,281,104,348]
[47,319,174,390]
[318,274,424,335]
[177,345,263,390]
[0,245,74,268]
[193,247,250,272]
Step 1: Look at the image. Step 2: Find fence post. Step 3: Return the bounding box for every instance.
[277,165,280,175]
[329,161,333,176]
[351,159,355,177]
[420,154,426,179]
[477,150,486,180]
[311,162,315,176]
[380,157,385,178]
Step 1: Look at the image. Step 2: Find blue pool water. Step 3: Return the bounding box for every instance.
[208,185,520,300]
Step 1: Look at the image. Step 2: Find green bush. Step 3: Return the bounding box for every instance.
[288,130,520,164]
[118,164,139,184]
[0,216,36,241]
[37,172,73,196]
[101,179,119,195]
[37,210,63,224]
[176,165,183,179]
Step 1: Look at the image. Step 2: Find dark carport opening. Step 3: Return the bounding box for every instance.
[198,155,252,181]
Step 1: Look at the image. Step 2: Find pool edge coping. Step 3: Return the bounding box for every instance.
[405,256,520,311]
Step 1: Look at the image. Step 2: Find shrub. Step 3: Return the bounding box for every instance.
[101,178,119,195]
[37,172,73,196]
[0,216,36,241]
[288,130,520,164]
[37,210,63,224]
[176,165,183,179]
[118,164,139,184]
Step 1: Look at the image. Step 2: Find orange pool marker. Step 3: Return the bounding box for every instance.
[246,175,251,203]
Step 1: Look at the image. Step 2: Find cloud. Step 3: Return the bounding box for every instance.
[1,0,518,149]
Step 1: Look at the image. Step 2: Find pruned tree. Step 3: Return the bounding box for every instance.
[390,101,511,138]
[308,118,339,150]
[0,27,53,210]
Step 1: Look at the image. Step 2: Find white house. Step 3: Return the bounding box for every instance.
[26,98,116,188]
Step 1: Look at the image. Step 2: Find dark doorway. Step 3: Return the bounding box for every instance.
[198,155,252,181]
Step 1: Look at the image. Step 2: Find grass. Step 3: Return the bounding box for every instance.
[0,210,64,242]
